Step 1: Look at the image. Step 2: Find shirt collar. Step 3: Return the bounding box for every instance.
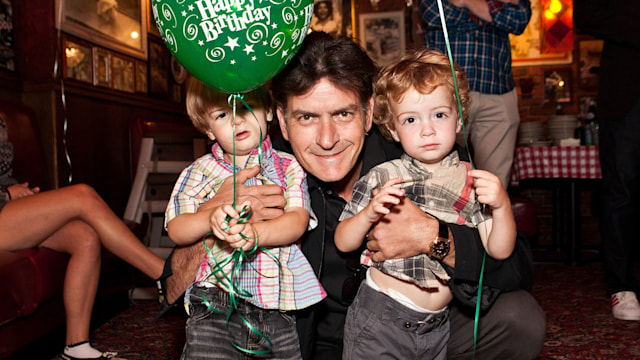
[400,149,460,174]
[211,135,273,169]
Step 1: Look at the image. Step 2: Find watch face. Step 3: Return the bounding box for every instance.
[432,240,450,260]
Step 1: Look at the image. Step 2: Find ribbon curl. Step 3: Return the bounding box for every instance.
[199,93,281,355]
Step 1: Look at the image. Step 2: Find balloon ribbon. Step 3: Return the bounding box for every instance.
[199,93,280,355]
[435,0,487,356]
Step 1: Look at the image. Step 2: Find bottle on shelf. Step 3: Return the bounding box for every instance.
[585,122,592,146]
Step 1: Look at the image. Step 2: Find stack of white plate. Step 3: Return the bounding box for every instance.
[518,121,547,147]
[548,115,578,144]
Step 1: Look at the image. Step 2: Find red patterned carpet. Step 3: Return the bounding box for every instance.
[45,262,640,359]
[532,263,640,359]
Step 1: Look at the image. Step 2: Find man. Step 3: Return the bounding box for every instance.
[271,32,544,359]
[420,0,531,188]
[164,32,545,359]
[575,0,640,321]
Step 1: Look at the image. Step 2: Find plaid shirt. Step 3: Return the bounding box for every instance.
[340,151,487,289]
[420,0,531,94]
[165,136,325,310]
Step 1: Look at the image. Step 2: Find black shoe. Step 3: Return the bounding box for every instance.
[156,248,185,318]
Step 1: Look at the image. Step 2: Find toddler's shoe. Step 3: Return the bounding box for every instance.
[612,291,640,321]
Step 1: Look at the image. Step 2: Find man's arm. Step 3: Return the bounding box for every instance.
[197,166,286,219]
[448,0,492,22]
[366,197,459,268]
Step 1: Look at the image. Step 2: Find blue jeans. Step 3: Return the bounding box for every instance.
[181,286,302,359]
[343,281,449,360]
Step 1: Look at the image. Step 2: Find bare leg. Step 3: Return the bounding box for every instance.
[0,184,164,279]
[39,221,101,346]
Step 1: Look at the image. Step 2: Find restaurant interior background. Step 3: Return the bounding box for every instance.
[0,0,598,257]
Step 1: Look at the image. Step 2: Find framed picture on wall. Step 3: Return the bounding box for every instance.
[112,54,135,93]
[309,0,346,39]
[0,0,15,71]
[136,61,148,93]
[63,38,93,83]
[93,47,111,87]
[147,0,161,38]
[149,40,169,97]
[55,0,148,60]
[358,11,405,66]
[510,0,572,67]
[543,67,572,104]
[578,39,603,89]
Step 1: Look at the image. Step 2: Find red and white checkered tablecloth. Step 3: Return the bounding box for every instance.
[510,146,601,186]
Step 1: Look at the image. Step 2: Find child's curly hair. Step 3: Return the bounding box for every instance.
[373,49,470,140]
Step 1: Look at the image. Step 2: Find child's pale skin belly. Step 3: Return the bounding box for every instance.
[370,267,453,311]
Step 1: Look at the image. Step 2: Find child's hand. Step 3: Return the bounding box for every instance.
[366,178,405,223]
[210,201,257,251]
[468,169,509,210]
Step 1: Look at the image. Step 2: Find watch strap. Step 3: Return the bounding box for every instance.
[438,220,448,240]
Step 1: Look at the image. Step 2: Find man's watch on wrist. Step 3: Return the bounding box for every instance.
[428,221,450,260]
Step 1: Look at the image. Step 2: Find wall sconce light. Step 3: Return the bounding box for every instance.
[541,0,573,54]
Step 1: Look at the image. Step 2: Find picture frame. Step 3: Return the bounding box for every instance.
[147,0,161,39]
[136,61,148,93]
[55,0,148,60]
[148,39,170,97]
[93,47,111,87]
[358,11,405,66]
[0,0,15,71]
[309,0,346,39]
[578,39,604,89]
[112,54,135,93]
[510,0,572,67]
[543,67,572,104]
[63,37,93,84]
[170,56,188,85]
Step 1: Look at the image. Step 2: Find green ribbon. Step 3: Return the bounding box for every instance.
[198,93,277,355]
[435,0,486,356]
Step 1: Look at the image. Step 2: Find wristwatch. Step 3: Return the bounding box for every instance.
[428,221,450,260]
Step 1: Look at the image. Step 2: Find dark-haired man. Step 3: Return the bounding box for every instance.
[165,32,546,359]
[270,32,545,359]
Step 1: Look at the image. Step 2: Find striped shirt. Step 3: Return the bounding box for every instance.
[340,151,488,289]
[420,0,531,94]
[165,136,325,310]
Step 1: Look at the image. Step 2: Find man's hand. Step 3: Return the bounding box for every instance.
[198,166,285,222]
[166,167,285,304]
[366,197,456,268]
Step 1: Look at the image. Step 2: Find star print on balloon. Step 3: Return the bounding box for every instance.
[152,0,314,93]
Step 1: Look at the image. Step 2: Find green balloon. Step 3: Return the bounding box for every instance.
[152,0,314,94]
